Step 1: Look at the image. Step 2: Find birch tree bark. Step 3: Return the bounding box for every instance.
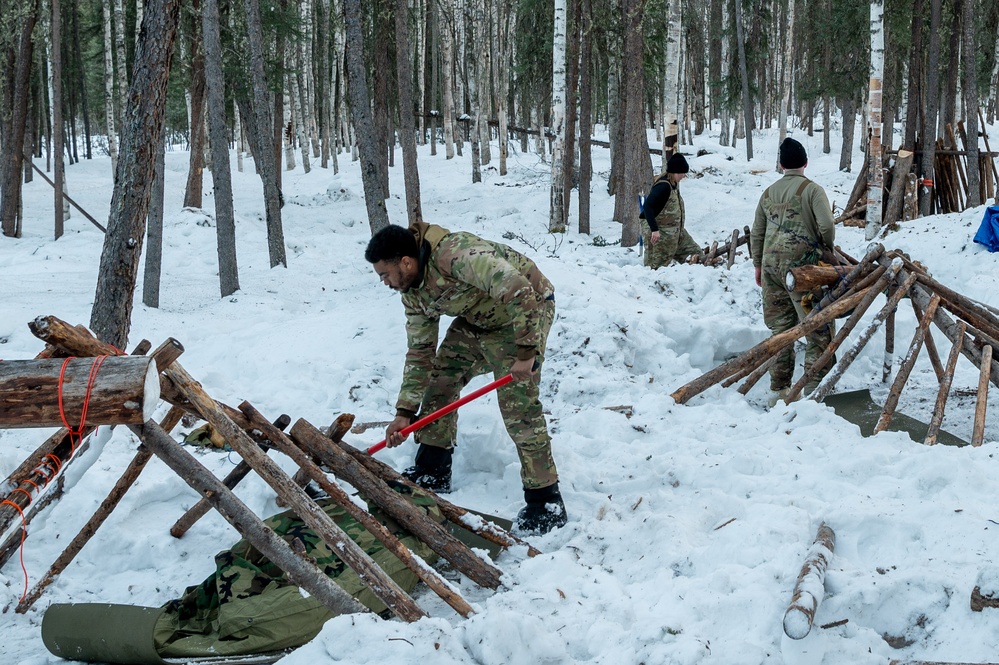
[476,0,491,166]
[292,58,312,173]
[396,0,423,224]
[318,0,331,168]
[344,0,390,232]
[662,0,681,166]
[719,0,730,146]
[440,1,456,159]
[204,0,239,297]
[102,0,119,174]
[865,0,885,240]
[549,0,568,232]
[466,0,482,182]
[961,0,979,207]
[243,0,286,267]
[113,0,128,131]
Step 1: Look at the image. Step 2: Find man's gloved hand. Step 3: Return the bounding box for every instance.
[385,414,413,448]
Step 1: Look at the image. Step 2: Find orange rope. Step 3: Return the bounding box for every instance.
[1,499,29,601]
[58,355,108,454]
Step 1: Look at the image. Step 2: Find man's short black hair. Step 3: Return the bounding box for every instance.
[365,225,418,264]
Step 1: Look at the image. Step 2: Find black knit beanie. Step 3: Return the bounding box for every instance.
[779,138,807,169]
[666,153,689,174]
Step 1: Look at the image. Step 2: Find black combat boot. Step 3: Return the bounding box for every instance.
[515,483,568,534]
[401,443,453,494]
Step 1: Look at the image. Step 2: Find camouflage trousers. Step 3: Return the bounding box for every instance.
[416,299,558,490]
[641,220,703,269]
[762,269,835,392]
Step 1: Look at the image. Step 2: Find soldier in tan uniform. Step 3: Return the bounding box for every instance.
[639,153,703,268]
[750,138,836,405]
[365,223,567,534]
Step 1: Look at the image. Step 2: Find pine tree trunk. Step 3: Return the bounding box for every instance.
[578,0,591,235]
[939,0,960,137]
[902,0,924,149]
[318,0,331,168]
[243,0,286,267]
[919,0,942,216]
[183,0,206,209]
[143,129,165,308]
[734,0,753,159]
[52,0,66,239]
[866,0,885,240]
[989,29,999,125]
[962,0,979,207]
[416,0,426,146]
[561,0,580,214]
[476,0,491,166]
[91,0,181,348]
[102,0,119,173]
[71,0,92,160]
[778,0,795,142]
[618,0,646,246]
[396,0,423,224]
[839,96,855,172]
[495,0,512,176]
[344,0,390,231]
[466,0,482,182]
[373,0,391,195]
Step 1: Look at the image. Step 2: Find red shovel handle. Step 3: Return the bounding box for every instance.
[367,373,514,454]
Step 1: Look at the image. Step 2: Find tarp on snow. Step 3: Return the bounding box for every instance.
[972,205,999,252]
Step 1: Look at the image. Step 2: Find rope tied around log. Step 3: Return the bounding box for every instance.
[58,355,109,455]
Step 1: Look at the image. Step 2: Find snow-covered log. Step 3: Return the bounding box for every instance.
[783,522,836,640]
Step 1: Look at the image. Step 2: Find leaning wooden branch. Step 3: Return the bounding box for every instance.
[972,344,992,447]
[783,522,836,640]
[925,323,966,445]
[240,403,476,618]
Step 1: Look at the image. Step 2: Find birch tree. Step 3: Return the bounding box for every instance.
[662,0,681,166]
[102,0,119,173]
[440,2,457,159]
[865,0,884,240]
[549,0,568,232]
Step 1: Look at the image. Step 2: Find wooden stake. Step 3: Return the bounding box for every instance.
[783,522,836,640]
[240,404,476,617]
[972,344,992,447]
[163,363,428,622]
[727,229,739,269]
[926,323,967,445]
[882,279,898,383]
[289,419,504,590]
[911,298,946,384]
[810,269,918,403]
[873,295,941,434]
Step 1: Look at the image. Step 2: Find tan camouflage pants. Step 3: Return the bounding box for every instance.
[641,220,703,269]
[762,269,835,391]
[415,299,558,489]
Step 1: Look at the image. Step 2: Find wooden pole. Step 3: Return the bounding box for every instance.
[911,298,946,383]
[163,363,428,622]
[240,404,476,617]
[737,356,778,395]
[726,229,739,269]
[882,279,897,383]
[883,149,915,225]
[873,295,941,434]
[132,419,369,618]
[810,270,919,403]
[329,435,541,558]
[925,323,966,445]
[783,522,836,639]
[972,343,992,447]
[15,406,185,613]
[289,419,504,590]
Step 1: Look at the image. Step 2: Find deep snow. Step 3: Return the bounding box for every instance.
[2,117,999,665]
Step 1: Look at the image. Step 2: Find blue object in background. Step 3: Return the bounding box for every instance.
[973,205,999,252]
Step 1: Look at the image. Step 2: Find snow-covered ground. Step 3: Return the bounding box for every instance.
[2,117,999,665]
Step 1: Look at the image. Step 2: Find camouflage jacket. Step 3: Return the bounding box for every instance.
[639,174,685,233]
[750,174,835,276]
[397,223,554,414]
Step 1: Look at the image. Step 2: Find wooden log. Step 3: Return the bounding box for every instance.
[671,286,873,404]
[0,476,64,570]
[843,165,868,214]
[744,225,752,260]
[926,323,967,445]
[786,263,902,403]
[706,240,719,264]
[883,149,915,225]
[241,405,476,618]
[902,172,918,221]
[133,419,368,618]
[737,355,778,395]
[783,522,836,640]
[726,229,739,269]
[169,413,292,538]
[812,244,885,311]
[972,343,992,447]
[874,295,942,434]
[882,279,897,383]
[15,406,186,613]
[0,356,160,428]
[785,264,855,292]
[329,435,542,558]
[810,269,919,403]
[912,298,946,384]
[289,418,503,590]
[163,363,428,622]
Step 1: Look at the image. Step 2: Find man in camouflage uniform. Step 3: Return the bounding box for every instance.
[751,137,836,405]
[365,223,567,534]
[640,153,704,268]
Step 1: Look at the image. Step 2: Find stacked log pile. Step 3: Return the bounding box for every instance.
[1,316,538,621]
[672,244,997,446]
[691,225,751,268]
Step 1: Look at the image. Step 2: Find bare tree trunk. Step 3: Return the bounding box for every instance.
[919,0,942,216]
[734,0,753,160]
[466,0,482,182]
[475,0,491,166]
[619,0,647,247]
[71,0,92,160]
[101,0,119,173]
[183,0,206,208]
[113,0,128,132]
[662,0,681,165]
[718,0,730,147]
[52,0,66,239]
[778,0,795,143]
[939,0,961,137]
[292,50,312,173]
[318,0,331,168]
[578,0,592,235]
[549,0,568,232]
[902,0,924,150]
[839,96,855,172]
[866,0,885,240]
[396,0,422,224]
[243,0,286,267]
[204,0,239,297]
[440,0,456,159]
[344,0,390,232]
[91,0,181,348]
[143,130,165,308]
[962,0,980,207]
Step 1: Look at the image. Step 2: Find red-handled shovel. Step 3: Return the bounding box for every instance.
[367,373,514,454]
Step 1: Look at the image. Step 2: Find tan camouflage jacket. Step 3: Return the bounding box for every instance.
[397,223,554,414]
[750,174,835,275]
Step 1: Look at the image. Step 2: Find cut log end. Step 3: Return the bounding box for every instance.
[783,602,816,640]
[142,359,161,421]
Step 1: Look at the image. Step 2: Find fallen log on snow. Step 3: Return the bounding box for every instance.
[783,522,836,640]
[0,356,160,428]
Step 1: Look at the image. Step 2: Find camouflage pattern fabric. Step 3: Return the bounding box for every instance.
[751,174,837,391]
[415,299,558,489]
[154,482,443,658]
[639,180,703,268]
